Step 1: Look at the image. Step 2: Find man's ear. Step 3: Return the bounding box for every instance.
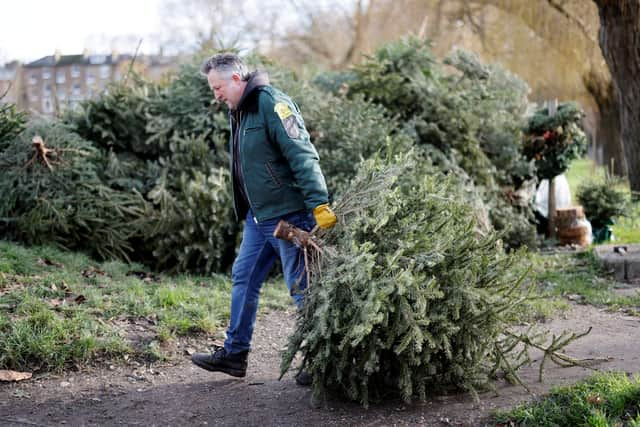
[231,73,242,83]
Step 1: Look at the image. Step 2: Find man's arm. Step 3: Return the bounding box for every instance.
[260,92,336,229]
[261,93,328,211]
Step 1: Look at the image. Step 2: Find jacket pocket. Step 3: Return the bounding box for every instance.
[244,125,264,135]
[265,162,282,188]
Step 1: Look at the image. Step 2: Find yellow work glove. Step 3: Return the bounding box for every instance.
[313,203,337,229]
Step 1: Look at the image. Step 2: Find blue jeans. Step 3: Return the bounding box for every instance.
[224,209,315,354]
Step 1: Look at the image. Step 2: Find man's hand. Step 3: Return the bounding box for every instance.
[313,203,337,229]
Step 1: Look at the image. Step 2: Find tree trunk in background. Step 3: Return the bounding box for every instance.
[341,0,374,67]
[585,72,626,176]
[598,97,625,175]
[594,0,640,196]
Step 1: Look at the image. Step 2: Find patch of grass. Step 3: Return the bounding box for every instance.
[565,157,639,244]
[0,240,292,372]
[612,201,640,244]
[493,371,640,427]
[0,296,129,372]
[565,158,605,203]
[528,250,640,313]
[519,294,571,323]
[141,340,167,362]
[261,278,297,311]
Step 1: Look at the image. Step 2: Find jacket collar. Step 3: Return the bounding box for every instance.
[233,71,270,113]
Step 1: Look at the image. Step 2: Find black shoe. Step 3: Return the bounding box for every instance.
[191,346,248,378]
[295,369,313,386]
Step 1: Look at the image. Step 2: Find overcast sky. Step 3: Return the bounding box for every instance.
[0,0,164,64]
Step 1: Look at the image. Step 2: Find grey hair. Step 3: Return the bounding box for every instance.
[201,53,250,81]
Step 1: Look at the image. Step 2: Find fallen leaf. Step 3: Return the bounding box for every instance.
[185,348,196,356]
[49,298,65,307]
[60,281,72,295]
[82,266,107,278]
[37,258,63,268]
[587,394,604,405]
[74,294,86,304]
[0,370,32,382]
[127,271,160,282]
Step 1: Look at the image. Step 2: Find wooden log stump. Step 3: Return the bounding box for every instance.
[556,206,590,247]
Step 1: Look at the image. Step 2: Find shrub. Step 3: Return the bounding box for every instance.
[523,102,588,181]
[577,175,629,243]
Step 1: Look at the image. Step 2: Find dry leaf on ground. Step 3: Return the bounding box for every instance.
[0,370,32,382]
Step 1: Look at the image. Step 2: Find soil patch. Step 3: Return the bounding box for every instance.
[2,303,640,426]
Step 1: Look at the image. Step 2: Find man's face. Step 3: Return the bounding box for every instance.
[207,70,245,110]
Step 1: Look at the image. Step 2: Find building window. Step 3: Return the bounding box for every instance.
[29,73,38,85]
[57,90,66,100]
[99,65,110,79]
[56,70,66,84]
[42,68,52,79]
[42,97,53,113]
[29,91,38,102]
[43,84,52,95]
[71,65,81,78]
[86,71,95,85]
[72,83,82,96]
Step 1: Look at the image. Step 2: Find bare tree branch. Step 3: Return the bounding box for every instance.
[341,0,375,67]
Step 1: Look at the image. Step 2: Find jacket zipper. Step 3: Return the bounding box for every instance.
[236,111,258,221]
[230,114,242,221]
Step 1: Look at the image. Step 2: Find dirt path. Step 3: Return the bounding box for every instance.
[2,303,640,427]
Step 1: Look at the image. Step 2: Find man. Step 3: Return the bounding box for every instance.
[191,53,336,382]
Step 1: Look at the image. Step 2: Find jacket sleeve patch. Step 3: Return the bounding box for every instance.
[283,115,300,139]
[274,102,293,120]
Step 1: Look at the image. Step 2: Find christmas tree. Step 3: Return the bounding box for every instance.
[281,151,586,406]
[0,120,148,260]
[344,37,538,249]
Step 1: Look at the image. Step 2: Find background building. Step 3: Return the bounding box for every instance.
[0,51,175,115]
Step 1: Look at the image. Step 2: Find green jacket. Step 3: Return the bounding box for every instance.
[229,72,329,222]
